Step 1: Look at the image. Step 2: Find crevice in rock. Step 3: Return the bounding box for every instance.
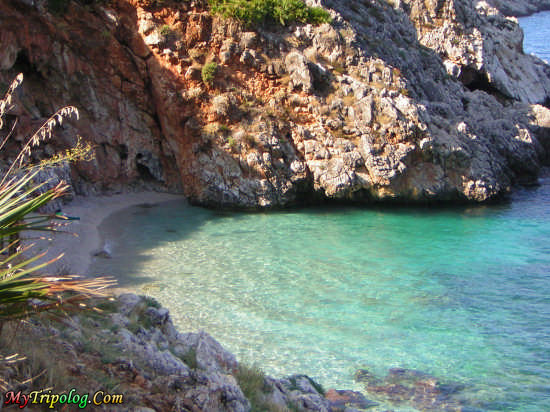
[118,144,128,160]
[136,156,156,182]
[13,50,41,78]
[458,67,508,99]
[135,152,164,183]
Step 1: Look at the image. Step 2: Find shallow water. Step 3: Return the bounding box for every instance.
[88,13,550,412]
[90,178,550,411]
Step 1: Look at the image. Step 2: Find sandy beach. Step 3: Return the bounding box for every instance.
[24,191,185,277]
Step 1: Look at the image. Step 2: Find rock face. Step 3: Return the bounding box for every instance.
[46,294,344,411]
[488,0,550,16]
[0,0,180,196]
[403,0,550,104]
[1,0,550,207]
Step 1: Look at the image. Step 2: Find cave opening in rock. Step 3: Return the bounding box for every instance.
[13,50,41,78]
[135,153,159,182]
[458,67,506,98]
[136,163,155,181]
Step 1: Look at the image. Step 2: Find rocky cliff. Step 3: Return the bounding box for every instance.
[1,0,550,208]
[403,0,550,103]
[489,0,550,16]
[1,294,368,411]
[1,293,485,411]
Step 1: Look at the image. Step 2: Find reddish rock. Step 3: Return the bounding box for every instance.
[325,388,378,409]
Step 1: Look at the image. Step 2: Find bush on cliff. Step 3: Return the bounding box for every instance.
[202,62,218,86]
[208,0,331,27]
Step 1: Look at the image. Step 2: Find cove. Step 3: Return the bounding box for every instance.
[87,13,550,412]
[90,176,550,411]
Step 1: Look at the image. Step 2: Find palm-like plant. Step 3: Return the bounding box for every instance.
[0,74,113,323]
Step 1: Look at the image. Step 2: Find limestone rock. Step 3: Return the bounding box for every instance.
[1,0,549,208]
[488,0,550,16]
[404,0,550,104]
[285,51,314,93]
[52,294,359,411]
[176,331,238,374]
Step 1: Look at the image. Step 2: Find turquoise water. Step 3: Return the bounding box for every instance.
[519,11,550,62]
[91,178,550,411]
[88,15,550,411]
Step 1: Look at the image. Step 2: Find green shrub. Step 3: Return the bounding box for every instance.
[201,62,218,86]
[227,136,238,150]
[159,24,173,38]
[208,0,331,27]
[305,5,332,25]
[235,364,273,412]
[0,74,113,324]
[219,124,231,134]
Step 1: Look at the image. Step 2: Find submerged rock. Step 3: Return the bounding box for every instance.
[325,389,379,410]
[356,367,479,412]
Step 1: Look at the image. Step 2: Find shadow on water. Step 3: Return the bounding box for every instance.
[89,199,220,288]
[89,176,548,290]
[84,178,550,412]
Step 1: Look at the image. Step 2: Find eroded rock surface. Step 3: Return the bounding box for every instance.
[488,0,550,16]
[1,0,550,207]
[403,0,550,104]
[355,367,482,412]
[41,294,354,411]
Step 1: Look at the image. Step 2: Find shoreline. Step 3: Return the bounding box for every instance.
[25,191,185,277]
[511,5,550,17]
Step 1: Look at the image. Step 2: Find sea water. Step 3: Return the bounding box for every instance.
[89,15,550,412]
[90,180,550,411]
[519,11,550,62]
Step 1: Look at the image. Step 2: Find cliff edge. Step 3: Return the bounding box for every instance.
[1,0,550,207]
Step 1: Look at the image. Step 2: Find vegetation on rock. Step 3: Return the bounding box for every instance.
[158,24,173,38]
[208,0,331,27]
[0,74,112,324]
[201,61,218,86]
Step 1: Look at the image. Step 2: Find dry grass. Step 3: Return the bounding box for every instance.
[0,320,76,393]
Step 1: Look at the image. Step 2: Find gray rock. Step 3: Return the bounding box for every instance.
[239,31,258,49]
[117,293,142,315]
[183,0,547,207]
[183,371,250,412]
[144,31,162,47]
[240,49,258,67]
[285,51,314,93]
[176,330,238,374]
[487,0,550,16]
[404,0,550,104]
[145,306,170,327]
